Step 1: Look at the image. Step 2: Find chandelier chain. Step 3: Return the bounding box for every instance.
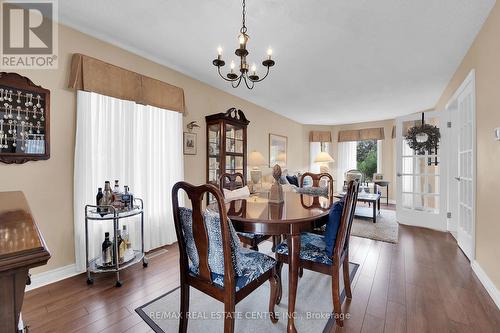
[240,0,247,34]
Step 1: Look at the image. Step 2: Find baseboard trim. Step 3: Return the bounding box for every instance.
[471,260,500,310]
[26,263,81,291]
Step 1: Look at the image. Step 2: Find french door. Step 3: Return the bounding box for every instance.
[396,111,447,230]
[455,73,476,260]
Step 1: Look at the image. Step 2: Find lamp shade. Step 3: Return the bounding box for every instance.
[314,151,334,164]
[249,150,266,166]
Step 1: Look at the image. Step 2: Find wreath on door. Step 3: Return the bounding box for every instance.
[404,113,441,156]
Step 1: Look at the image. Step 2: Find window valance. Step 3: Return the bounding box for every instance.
[338,127,385,142]
[68,53,185,113]
[309,130,332,142]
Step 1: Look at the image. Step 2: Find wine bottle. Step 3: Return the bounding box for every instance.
[121,225,133,260]
[101,232,112,266]
[96,188,103,214]
[117,230,126,263]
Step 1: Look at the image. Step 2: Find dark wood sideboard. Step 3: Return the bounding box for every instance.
[0,191,50,332]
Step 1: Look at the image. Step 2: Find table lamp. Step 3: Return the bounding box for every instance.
[314,151,334,174]
[249,150,266,186]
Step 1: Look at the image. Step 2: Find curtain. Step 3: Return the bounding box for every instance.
[336,141,357,192]
[73,91,184,272]
[377,140,383,173]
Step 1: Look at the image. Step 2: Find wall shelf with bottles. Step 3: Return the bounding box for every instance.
[84,198,147,288]
[206,108,249,202]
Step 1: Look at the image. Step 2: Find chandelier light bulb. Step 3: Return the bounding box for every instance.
[217,46,223,55]
[251,64,257,74]
[267,48,273,59]
[230,61,235,73]
[238,34,246,46]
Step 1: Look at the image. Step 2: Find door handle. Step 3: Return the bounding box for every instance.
[397,173,402,177]
[454,177,461,181]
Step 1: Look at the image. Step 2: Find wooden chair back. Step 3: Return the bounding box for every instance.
[171,182,235,288]
[333,180,359,260]
[299,172,334,197]
[219,172,246,192]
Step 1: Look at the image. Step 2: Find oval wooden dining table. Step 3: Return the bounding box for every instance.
[225,190,334,333]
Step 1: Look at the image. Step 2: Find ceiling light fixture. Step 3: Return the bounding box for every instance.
[212,0,275,89]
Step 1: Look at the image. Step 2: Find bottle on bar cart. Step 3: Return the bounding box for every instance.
[101,232,112,266]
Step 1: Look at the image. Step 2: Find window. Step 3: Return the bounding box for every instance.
[73,91,184,272]
[356,140,378,181]
[337,139,383,191]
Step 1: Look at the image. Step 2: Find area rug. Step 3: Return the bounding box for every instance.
[350,209,399,243]
[136,262,358,333]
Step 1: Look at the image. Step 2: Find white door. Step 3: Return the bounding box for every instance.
[456,73,476,260]
[396,111,447,230]
[446,105,459,238]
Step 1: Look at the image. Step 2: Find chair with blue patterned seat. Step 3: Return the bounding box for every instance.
[219,172,273,251]
[172,181,279,333]
[275,180,359,327]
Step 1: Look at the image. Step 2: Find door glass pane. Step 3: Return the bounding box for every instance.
[401,175,413,193]
[402,193,413,209]
[399,115,441,215]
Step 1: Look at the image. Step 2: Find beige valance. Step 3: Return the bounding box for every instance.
[309,131,332,142]
[68,53,185,113]
[338,127,385,142]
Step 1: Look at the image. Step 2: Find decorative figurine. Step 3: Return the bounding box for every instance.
[269,164,284,203]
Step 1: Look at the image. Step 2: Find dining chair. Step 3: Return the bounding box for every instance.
[298,172,334,197]
[172,182,279,333]
[219,172,272,251]
[274,180,359,327]
[298,172,334,234]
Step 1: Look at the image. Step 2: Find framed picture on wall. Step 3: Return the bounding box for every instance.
[183,132,197,155]
[269,133,287,167]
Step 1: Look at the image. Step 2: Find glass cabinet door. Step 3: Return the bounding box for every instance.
[208,124,221,184]
[225,124,244,154]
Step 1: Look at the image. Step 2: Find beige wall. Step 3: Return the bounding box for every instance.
[0,24,307,274]
[330,120,396,200]
[434,2,500,289]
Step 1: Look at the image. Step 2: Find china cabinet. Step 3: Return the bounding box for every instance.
[206,108,249,202]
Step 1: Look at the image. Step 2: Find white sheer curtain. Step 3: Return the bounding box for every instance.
[73,91,184,272]
[336,141,357,192]
[377,140,383,173]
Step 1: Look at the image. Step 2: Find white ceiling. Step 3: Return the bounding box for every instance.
[58,0,495,125]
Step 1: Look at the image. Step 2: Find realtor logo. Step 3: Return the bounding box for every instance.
[1,0,58,69]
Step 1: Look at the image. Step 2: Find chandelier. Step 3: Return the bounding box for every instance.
[212,0,275,89]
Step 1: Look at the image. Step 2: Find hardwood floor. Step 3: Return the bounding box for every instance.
[23,207,500,332]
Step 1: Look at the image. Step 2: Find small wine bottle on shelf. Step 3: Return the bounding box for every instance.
[121,225,133,260]
[117,230,126,263]
[96,188,103,213]
[101,232,112,266]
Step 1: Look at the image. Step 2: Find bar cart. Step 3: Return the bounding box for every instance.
[84,198,148,287]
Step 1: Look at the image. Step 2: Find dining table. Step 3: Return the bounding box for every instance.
[225,190,334,333]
